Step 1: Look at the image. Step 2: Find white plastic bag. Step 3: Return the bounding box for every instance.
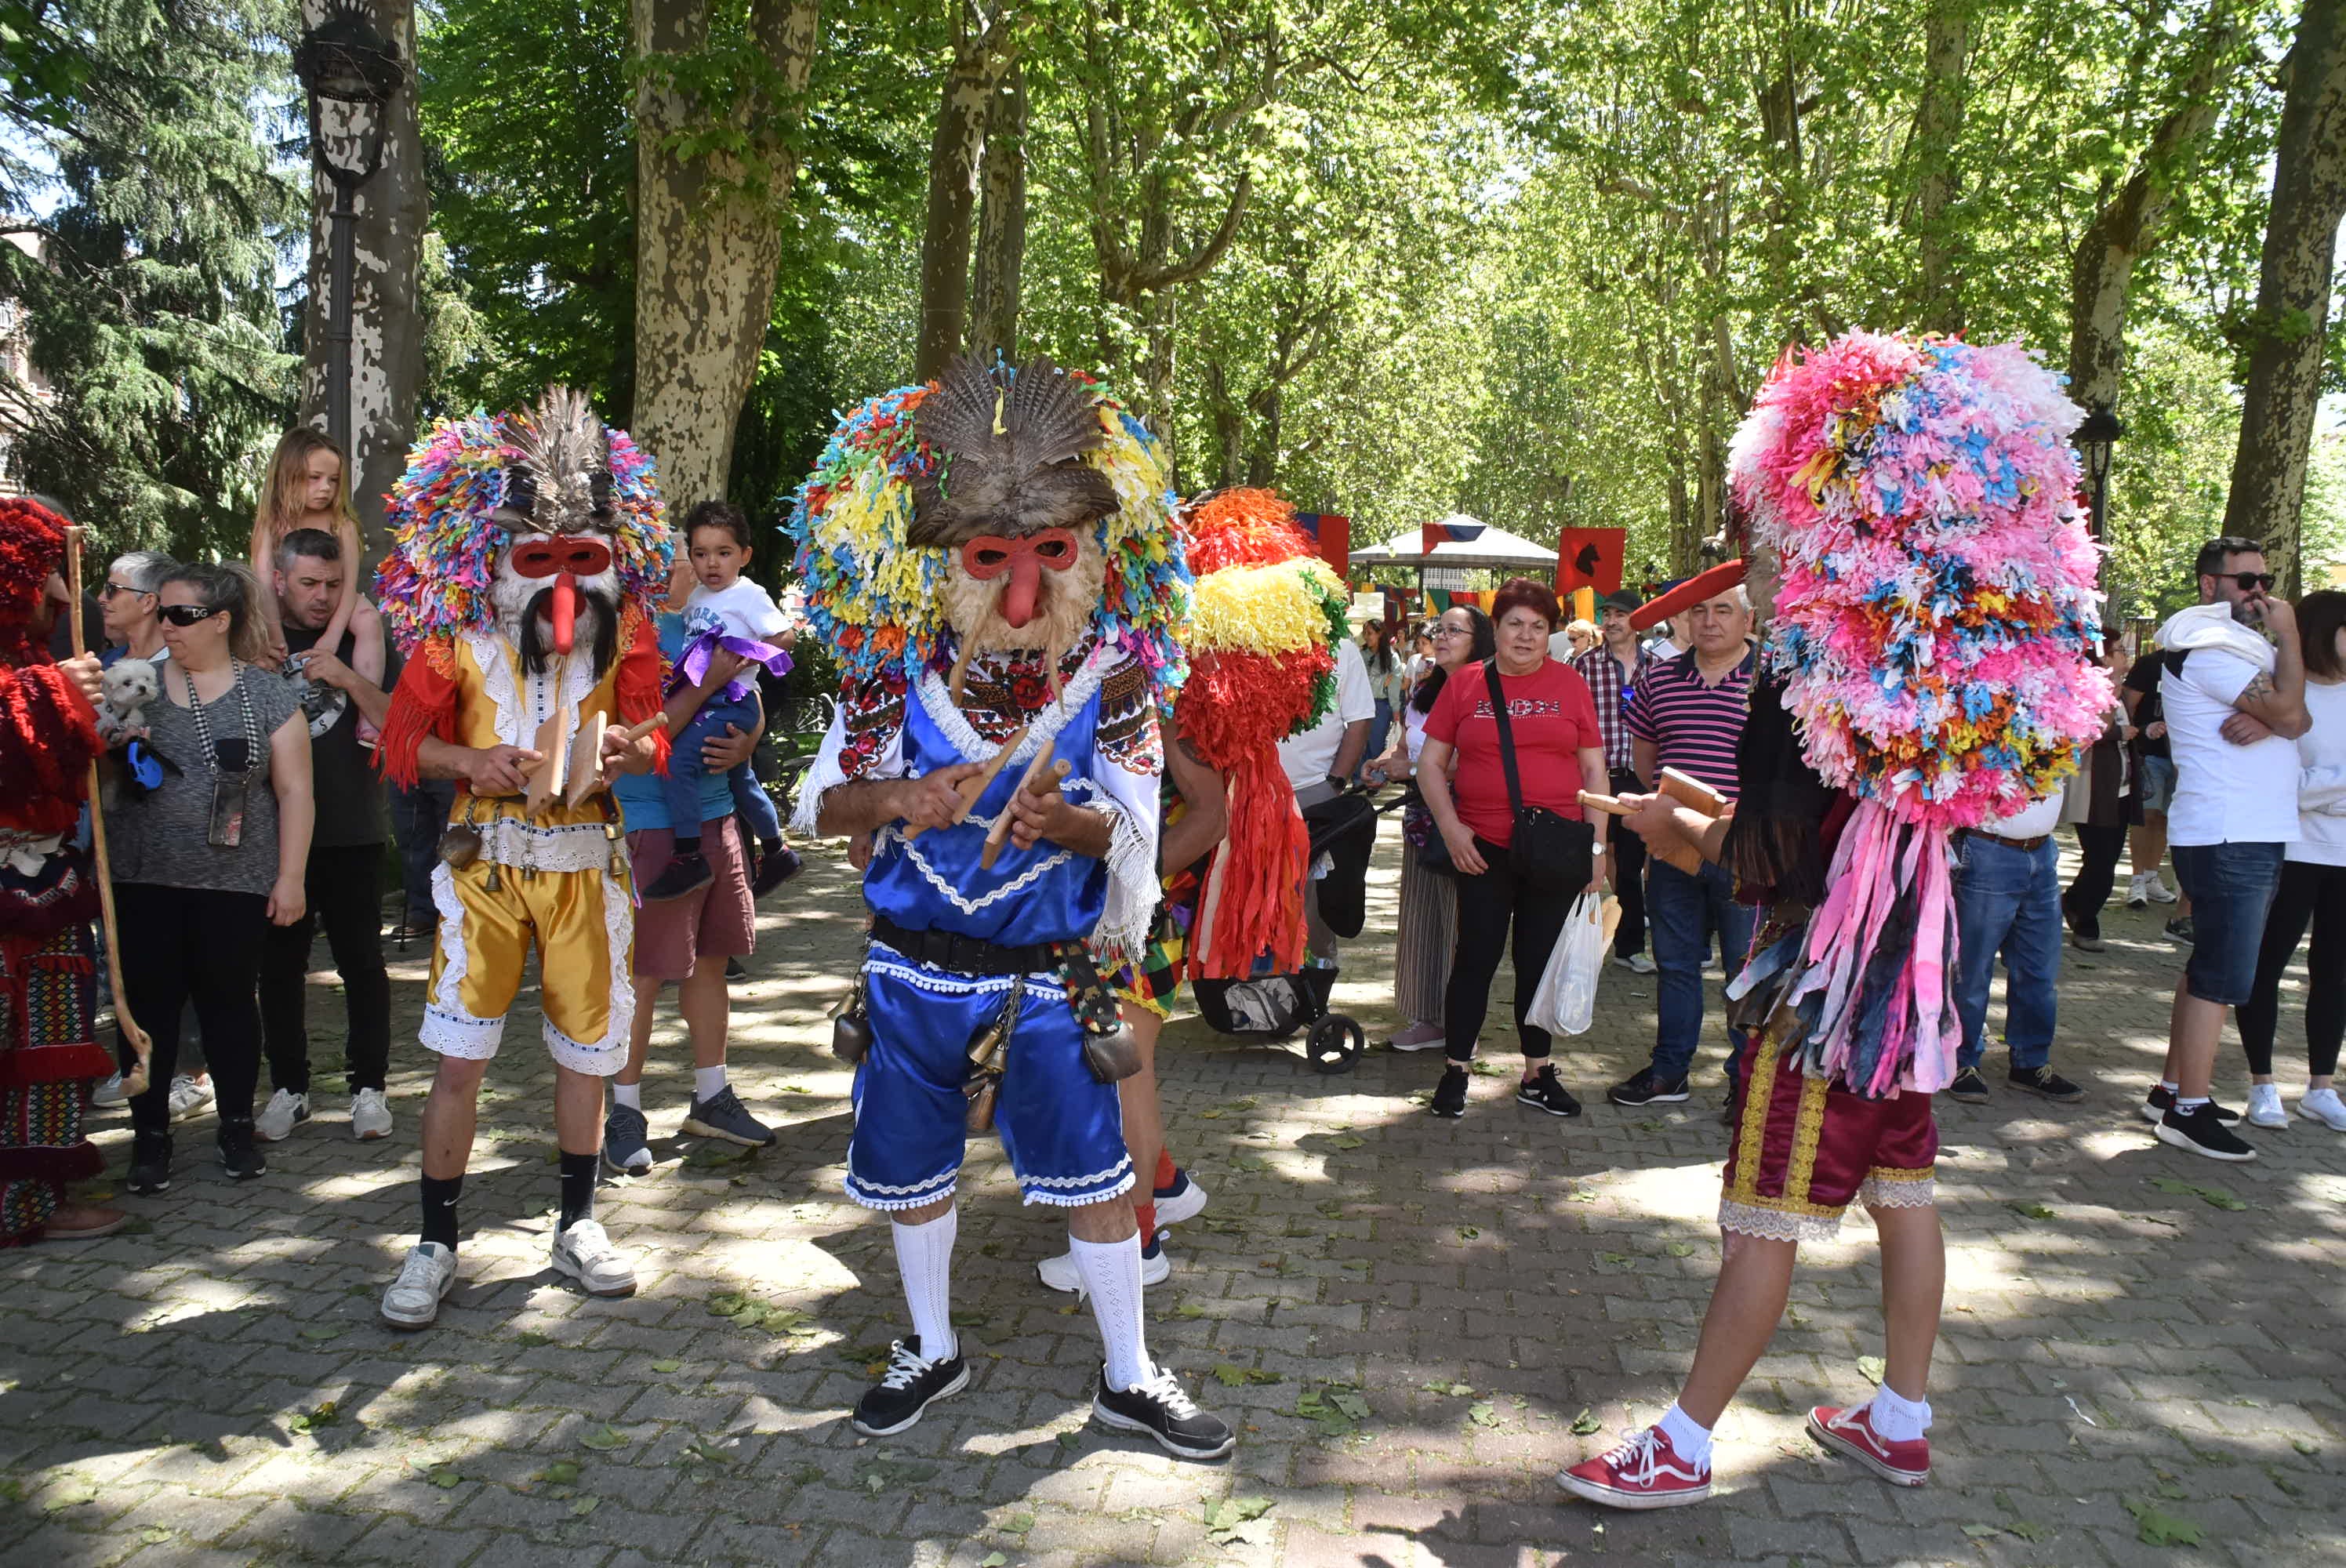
[1527,892,1610,1036]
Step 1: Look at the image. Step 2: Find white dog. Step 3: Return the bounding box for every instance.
[98,656,158,743]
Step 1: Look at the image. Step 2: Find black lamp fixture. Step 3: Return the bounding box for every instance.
[292,0,405,459]
[2074,401,2125,543]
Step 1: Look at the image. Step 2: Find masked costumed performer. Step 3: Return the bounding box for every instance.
[1559,334,2107,1506]
[1033,487,1348,1293]
[370,389,673,1330]
[0,498,118,1246]
[789,353,1232,1457]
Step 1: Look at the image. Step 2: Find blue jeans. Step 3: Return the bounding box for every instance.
[1362,699,1393,777]
[665,691,764,842]
[390,777,456,928]
[2171,840,2286,1006]
[1952,833,2061,1072]
[1647,858,1756,1083]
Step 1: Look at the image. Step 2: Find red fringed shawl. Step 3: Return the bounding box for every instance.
[0,645,100,839]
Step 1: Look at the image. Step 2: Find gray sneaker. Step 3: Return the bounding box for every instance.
[603,1102,653,1174]
[681,1084,775,1148]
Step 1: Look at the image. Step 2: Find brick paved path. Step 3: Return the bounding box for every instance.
[5,833,2343,1567]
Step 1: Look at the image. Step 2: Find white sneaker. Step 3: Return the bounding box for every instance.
[2126,873,2151,909]
[1037,1238,1172,1294]
[380,1242,457,1330]
[550,1218,637,1298]
[90,1071,127,1107]
[1612,952,1658,975]
[2246,1083,2290,1130]
[351,1088,393,1141]
[2144,876,2178,905]
[167,1074,214,1122]
[1153,1170,1210,1228]
[254,1087,310,1142]
[2297,1087,2346,1131]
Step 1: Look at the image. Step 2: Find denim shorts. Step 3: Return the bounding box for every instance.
[2138,753,2177,815]
[2170,841,2286,1005]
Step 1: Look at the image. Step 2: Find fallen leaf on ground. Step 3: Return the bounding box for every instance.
[1858,1356,1887,1384]
[580,1425,629,1450]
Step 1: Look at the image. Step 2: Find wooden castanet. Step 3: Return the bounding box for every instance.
[1658,766,1727,818]
[980,747,1070,869]
[905,724,1027,840]
[1575,789,1707,876]
[561,711,670,806]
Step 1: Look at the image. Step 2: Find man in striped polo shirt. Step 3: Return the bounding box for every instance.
[1610,585,1758,1108]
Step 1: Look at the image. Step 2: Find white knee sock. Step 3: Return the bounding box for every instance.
[1867,1384,1931,1442]
[693,1065,728,1102]
[891,1209,958,1363]
[1072,1233,1154,1392]
[1658,1402,1712,1467]
[612,1082,642,1111]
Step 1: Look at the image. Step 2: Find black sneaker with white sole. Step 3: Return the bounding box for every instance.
[1430,1065,1469,1118]
[1946,1065,1989,1104]
[851,1337,969,1437]
[2141,1084,2240,1125]
[2008,1065,2084,1102]
[1607,1068,1691,1107]
[1515,1064,1582,1118]
[1092,1366,1235,1460]
[681,1084,776,1147]
[2156,1102,2257,1162]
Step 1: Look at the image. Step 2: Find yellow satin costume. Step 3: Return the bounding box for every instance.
[419,628,645,1076]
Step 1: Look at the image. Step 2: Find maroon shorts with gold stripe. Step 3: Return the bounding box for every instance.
[1718,1020,1938,1243]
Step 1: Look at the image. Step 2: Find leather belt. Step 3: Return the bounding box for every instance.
[1959,829,2050,854]
[871,915,1068,977]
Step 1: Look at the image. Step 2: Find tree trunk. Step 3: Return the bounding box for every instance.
[2065,6,2242,416]
[914,4,1011,381]
[631,0,820,510]
[968,56,1026,362]
[299,0,427,559]
[2222,0,2346,586]
[1914,0,1971,333]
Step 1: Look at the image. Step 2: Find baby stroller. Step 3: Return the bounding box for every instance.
[1189,787,1382,1073]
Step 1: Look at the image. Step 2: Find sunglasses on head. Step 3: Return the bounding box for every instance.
[2228,572,2277,593]
[158,603,226,627]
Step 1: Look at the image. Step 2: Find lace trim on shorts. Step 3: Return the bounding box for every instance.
[844,1166,961,1212]
[1858,1168,1937,1209]
[420,862,501,1058]
[1719,1196,1843,1244]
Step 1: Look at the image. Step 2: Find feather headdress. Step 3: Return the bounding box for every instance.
[784,355,1189,704]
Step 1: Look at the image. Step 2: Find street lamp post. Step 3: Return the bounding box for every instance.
[292,2,405,458]
[2074,402,2125,545]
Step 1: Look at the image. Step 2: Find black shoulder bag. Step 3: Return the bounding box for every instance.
[1484,659,1593,892]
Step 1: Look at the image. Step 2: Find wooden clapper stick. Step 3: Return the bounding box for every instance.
[980,739,1071,869]
[64,526,152,1097]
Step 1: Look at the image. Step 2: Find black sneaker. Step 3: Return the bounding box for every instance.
[851,1337,969,1436]
[2009,1065,2084,1102]
[216,1118,266,1180]
[750,840,802,898]
[2164,916,2195,945]
[641,852,714,903]
[1946,1066,1990,1104]
[127,1129,172,1194]
[1516,1064,1582,1118]
[1092,1366,1235,1460]
[2155,1102,2257,1162]
[1430,1065,1469,1118]
[2140,1085,2241,1125]
[1608,1067,1691,1107]
[602,1102,652,1174]
[724,956,747,981]
[681,1084,776,1147]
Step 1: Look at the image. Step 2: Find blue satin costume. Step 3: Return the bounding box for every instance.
[842,675,1135,1211]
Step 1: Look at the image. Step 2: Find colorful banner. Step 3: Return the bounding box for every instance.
[1291,512,1351,575]
[1422,517,1487,556]
[1555,527,1626,597]
[1424,587,1494,614]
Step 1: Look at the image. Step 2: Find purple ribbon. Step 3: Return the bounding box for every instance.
[671,628,793,701]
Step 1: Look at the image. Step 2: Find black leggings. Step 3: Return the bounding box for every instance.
[2237,859,2346,1078]
[1444,838,1576,1064]
[2064,823,2128,939]
[117,882,269,1134]
[259,844,392,1094]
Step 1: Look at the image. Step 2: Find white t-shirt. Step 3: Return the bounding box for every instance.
[1279,637,1376,789]
[2163,646,2302,847]
[2290,680,2346,867]
[687,578,788,641]
[1982,789,2064,841]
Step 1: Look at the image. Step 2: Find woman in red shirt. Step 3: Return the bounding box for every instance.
[1418,578,1607,1119]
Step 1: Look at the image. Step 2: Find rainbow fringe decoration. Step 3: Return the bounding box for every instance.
[1729,332,2111,1098]
[1175,488,1348,981]
[376,407,670,655]
[783,371,1191,708]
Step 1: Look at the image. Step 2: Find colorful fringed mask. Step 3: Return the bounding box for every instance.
[1728,332,2111,1098]
[1174,488,1349,979]
[783,354,1189,711]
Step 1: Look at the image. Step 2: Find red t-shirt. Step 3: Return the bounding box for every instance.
[1424,658,1601,847]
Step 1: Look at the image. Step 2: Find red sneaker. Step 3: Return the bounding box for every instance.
[1807,1402,1930,1485]
[1556,1424,1712,1509]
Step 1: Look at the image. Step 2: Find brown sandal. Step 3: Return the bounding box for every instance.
[42,1203,126,1240]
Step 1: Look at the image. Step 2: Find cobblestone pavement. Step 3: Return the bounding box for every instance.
[5,831,2344,1568]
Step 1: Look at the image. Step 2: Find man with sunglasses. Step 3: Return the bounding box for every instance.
[2148,536,2311,1161]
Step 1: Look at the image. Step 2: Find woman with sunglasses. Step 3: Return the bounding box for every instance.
[106,562,314,1192]
[97,550,176,666]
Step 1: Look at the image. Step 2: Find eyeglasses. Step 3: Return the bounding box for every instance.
[1433,625,1470,638]
[2228,572,2277,593]
[98,581,151,601]
[158,603,227,627]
